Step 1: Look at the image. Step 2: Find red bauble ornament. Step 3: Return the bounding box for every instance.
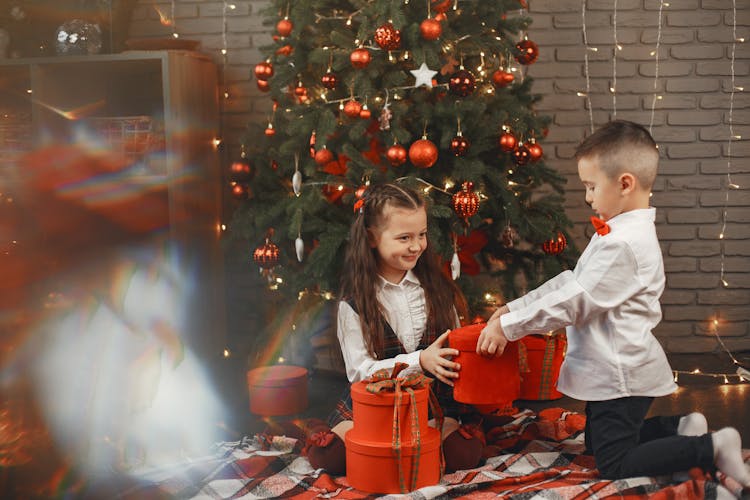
[294,82,307,96]
[230,182,250,200]
[374,23,401,50]
[314,147,334,165]
[321,71,339,89]
[253,239,280,269]
[492,69,515,87]
[230,157,253,182]
[386,144,407,166]
[350,48,371,68]
[527,140,543,162]
[449,69,476,97]
[355,184,367,199]
[254,61,274,80]
[513,144,531,165]
[276,17,293,37]
[515,38,539,65]
[435,12,447,21]
[343,100,362,118]
[359,105,371,119]
[265,123,276,136]
[450,134,471,157]
[257,79,271,92]
[499,131,517,152]
[409,138,438,168]
[452,181,480,219]
[542,232,567,255]
[420,18,442,40]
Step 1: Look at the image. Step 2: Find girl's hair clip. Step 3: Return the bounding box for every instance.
[353,198,364,213]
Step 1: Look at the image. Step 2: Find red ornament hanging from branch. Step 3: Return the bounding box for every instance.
[343,99,362,118]
[449,68,476,97]
[513,143,531,165]
[527,138,543,162]
[230,182,250,200]
[409,137,438,168]
[229,156,253,182]
[499,130,517,152]
[420,18,442,40]
[452,181,480,220]
[254,61,274,80]
[321,70,339,89]
[253,233,280,269]
[276,17,293,37]
[386,143,407,166]
[492,68,514,88]
[515,38,539,65]
[542,232,567,255]
[374,23,401,50]
[314,146,334,165]
[350,48,371,68]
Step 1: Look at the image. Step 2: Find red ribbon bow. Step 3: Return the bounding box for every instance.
[365,363,444,492]
[590,216,610,236]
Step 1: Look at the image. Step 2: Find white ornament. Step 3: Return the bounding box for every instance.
[292,170,302,196]
[410,62,438,88]
[450,251,461,280]
[295,236,304,262]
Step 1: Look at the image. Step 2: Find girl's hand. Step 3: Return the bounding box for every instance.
[419,330,461,386]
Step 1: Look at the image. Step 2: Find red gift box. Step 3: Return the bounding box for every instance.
[449,323,520,405]
[345,364,443,493]
[518,331,566,400]
[345,428,441,494]
[246,365,308,416]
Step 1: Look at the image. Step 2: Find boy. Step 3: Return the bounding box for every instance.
[477,120,750,485]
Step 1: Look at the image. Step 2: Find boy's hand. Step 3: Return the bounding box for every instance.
[487,304,509,323]
[477,316,509,357]
[420,330,461,386]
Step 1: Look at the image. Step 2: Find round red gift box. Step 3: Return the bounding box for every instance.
[246,365,308,416]
[519,332,565,400]
[345,427,441,494]
[350,380,430,445]
[449,323,520,405]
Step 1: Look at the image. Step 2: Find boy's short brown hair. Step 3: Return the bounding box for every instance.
[575,120,659,189]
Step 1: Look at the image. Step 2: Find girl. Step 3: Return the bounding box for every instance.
[308,183,484,475]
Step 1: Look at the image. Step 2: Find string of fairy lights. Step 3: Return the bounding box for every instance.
[577,1,748,385]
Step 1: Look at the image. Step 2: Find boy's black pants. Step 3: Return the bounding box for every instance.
[584,396,714,479]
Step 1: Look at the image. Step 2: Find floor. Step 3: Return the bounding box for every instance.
[2,349,748,499]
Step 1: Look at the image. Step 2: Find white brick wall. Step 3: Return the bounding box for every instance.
[129,0,750,353]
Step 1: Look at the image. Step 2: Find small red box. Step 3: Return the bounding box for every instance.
[449,323,520,405]
[349,380,430,445]
[345,427,441,494]
[246,365,308,416]
[519,332,566,400]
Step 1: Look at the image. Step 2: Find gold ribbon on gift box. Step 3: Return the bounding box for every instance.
[366,362,444,492]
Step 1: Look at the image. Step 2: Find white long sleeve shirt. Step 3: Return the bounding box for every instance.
[337,271,426,382]
[500,208,677,401]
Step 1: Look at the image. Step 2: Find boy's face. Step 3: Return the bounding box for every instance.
[577,156,625,221]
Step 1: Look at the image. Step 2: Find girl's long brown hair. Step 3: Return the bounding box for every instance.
[339,183,468,359]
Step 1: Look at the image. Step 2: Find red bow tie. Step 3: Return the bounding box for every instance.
[590,216,610,236]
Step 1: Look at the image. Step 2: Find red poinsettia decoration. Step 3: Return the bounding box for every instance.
[442,230,488,277]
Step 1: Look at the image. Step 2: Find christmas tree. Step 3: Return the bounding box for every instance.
[228,0,576,359]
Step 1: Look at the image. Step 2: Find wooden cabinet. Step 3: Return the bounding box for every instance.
[0,50,225,357]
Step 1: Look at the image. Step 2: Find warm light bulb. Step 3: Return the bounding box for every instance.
[221,48,227,55]
[577,92,587,97]
[692,368,701,374]
[173,33,180,39]
[229,4,236,9]
[278,357,285,363]
[223,349,230,358]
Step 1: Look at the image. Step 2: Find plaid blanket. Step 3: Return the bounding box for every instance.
[119,409,749,499]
